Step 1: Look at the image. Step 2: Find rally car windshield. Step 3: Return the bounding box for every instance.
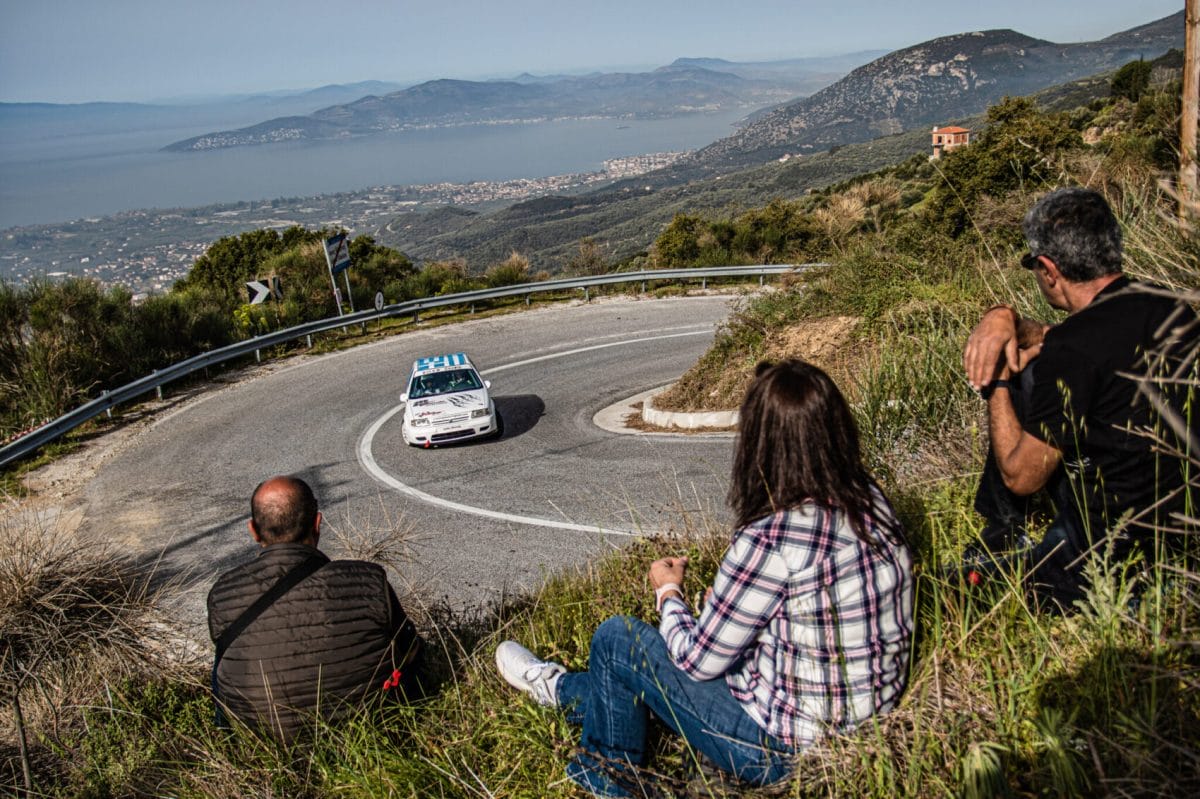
[407,368,483,399]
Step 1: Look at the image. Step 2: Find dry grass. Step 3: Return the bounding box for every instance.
[0,499,186,794]
[325,495,417,574]
[654,315,862,413]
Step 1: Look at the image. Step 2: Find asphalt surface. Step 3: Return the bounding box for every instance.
[71,295,740,636]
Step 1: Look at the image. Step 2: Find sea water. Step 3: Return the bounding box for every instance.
[0,109,748,229]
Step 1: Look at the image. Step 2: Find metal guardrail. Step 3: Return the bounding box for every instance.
[0,264,816,469]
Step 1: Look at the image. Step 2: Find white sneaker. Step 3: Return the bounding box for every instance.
[495,640,565,707]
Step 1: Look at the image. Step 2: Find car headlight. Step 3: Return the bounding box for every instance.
[471,408,489,418]
[411,417,430,427]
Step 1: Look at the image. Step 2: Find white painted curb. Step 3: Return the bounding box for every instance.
[643,387,738,430]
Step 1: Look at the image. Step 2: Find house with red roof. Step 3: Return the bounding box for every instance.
[931,125,971,158]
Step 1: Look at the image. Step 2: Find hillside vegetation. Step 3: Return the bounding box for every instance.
[4,58,1199,797]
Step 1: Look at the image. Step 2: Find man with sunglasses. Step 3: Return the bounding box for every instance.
[962,187,1198,608]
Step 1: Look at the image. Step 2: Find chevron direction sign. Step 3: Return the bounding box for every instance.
[246,276,282,304]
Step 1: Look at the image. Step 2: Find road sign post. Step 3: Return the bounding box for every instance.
[323,233,354,317]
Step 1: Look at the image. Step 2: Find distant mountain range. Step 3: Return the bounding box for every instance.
[163,11,1183,166]
[685,11,1183,171]
[161,54,884,152]
[0,80,412,144]
[370,11,1185,269]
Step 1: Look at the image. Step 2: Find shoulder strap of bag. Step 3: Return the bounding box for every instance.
[214,554,326,665]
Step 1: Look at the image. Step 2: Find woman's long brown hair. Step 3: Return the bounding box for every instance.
[728,359,896,546]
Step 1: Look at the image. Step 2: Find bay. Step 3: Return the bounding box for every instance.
[0,109,747,229]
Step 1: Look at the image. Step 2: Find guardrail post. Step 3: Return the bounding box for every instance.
[470,303,475,314]
[641,281,646,294]
[525,295,530,306]
[584,287,590,302]
[255,349,261,363]
[412,310,419,323]
[306,334,312,348]
[153,371,163,401]
[759,274,765,286]
[103,391,112,419]
[702,278,707,290]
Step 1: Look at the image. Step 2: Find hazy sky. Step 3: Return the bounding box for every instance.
[0,1,1184,104]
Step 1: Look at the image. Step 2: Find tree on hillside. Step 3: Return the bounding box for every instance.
[130,288,235,371]
[730,199,818,263]
[927,97,1081,237]
[652,214,705,268]
[345,235,416,308]
[0,278,139,430]
[1111,59,1153,103]
[173,228,297,302]
[174,227,417,332]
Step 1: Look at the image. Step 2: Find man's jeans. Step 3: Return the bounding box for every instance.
[556,616,793,798]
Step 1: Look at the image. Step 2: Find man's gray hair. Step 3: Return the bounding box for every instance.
[1022,187,1122,282]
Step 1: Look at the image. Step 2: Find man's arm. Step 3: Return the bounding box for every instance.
[964,305,1050,389]
[987,382,1061,495]
[385,581,422,668]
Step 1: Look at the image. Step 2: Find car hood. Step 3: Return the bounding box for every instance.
[405,389,489,418]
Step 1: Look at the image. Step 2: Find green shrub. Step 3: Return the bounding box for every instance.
[1111,59,1152,103]
[484,252,532,288]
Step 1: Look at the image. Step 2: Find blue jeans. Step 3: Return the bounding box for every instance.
[555,616,793,798]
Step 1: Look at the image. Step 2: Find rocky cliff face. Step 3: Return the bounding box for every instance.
[688,11,1184,169]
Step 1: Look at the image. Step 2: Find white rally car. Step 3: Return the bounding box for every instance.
[399,352,500,447]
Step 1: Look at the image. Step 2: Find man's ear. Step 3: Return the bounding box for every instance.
[249,519,265,546]
[1038,256,1062,285]
[310,511,322,547]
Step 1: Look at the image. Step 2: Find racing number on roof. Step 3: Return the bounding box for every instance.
[415,353,468,371]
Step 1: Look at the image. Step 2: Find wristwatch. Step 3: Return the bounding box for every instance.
[981,379,1013,400]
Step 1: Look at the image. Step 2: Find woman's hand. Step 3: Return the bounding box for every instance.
[649,556,688,590]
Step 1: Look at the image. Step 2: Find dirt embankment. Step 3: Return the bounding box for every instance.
[654,315,863,413]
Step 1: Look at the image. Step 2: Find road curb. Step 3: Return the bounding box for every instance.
[593,385,736,437]
[642,391,739,430]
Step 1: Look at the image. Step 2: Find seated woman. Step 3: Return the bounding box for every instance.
[494,360,915,797]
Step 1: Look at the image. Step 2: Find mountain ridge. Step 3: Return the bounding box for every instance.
[684,11,1183,170]
[162,55,879,152]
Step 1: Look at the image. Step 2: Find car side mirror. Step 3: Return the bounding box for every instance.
[484,380,492,389]
[400,392,409,402]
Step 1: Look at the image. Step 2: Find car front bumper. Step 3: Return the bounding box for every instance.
[402,412,497,446]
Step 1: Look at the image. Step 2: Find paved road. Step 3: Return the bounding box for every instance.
[73,295,739,634]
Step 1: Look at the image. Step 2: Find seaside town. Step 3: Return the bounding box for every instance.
[0,151,685,296]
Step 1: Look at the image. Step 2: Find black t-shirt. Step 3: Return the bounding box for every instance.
[1023,276,1198,549]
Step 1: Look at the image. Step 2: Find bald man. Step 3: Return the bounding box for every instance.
[207,475,421,740]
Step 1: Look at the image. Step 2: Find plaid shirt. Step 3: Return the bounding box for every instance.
[659,489,914,748]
